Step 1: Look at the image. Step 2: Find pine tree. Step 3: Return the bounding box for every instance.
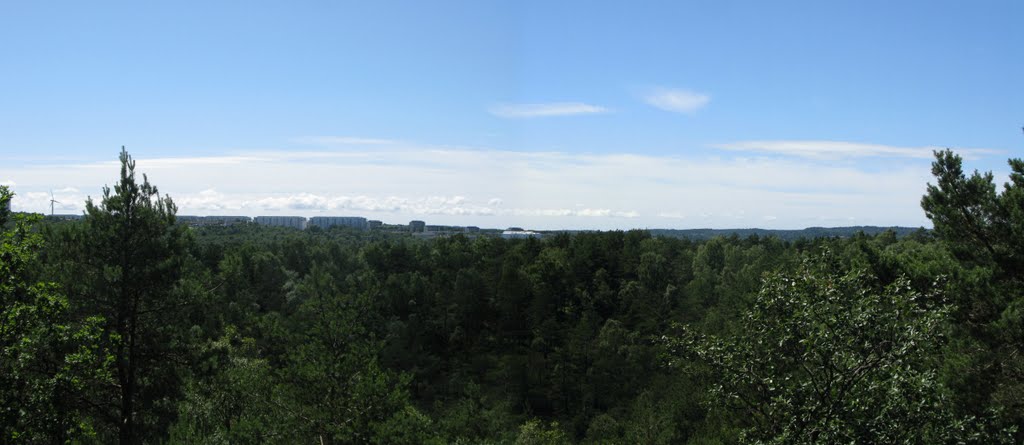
[921,149,1024,435]
[55,148,194,443]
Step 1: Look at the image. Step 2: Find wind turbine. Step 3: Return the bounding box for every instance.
[49,190,59,216]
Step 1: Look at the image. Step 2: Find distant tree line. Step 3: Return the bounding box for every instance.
[648,226,925,241]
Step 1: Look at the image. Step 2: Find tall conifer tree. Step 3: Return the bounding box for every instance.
[57,148,193,443]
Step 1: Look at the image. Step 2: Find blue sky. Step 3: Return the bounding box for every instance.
[1,1,1022,229]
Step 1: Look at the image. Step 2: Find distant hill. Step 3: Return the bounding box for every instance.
[648,226,926,241]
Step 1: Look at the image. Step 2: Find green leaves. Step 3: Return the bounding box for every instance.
[668,251,1004,444]
[0,186,113,443]
[922,148,1024,275]
[922,150,1024,434]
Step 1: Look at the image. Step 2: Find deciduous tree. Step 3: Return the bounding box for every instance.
[667,252,1012,444]
[0,186,111,442]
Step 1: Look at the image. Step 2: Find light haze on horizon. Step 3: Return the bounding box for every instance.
[1,1,1022,230]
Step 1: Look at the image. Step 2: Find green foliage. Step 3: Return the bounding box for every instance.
[667,251,1010,444]
[0,186,112,442]
[583,413,621,444]
[623,390,676,445]
[275,262,413,444]
[515,420,570,445]
[922,149,1023,272]
[434,383,519,443]
[922,150,1024,431]
[171,224,798,443]
[167,328,284,444]
[371,405,444,445]
[45,148,195,443]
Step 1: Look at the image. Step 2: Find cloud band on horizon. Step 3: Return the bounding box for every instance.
[0,140,949,230]
[715,140,1003,160]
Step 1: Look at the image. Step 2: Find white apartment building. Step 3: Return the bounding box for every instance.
[308,216,368,230]
[255,216,307,229]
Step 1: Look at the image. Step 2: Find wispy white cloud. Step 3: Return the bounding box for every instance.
[176,189,233,212]
[488,102,609,118]
[137,156,271,168]
[714,140,1003,160]
[508,207,638,218]
[58,156,271,171]
[293,136,397,145]
[643,88,710,113]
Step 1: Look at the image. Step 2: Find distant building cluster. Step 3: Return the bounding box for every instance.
[22,209,540,240]
[18,203,545,238]
[254,216,307,229]
[309,216,367,230]
[173,214,505,237]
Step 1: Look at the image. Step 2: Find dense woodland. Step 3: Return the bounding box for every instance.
[2,148,1023,444]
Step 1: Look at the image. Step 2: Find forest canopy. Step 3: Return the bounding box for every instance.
[1,148,1022,444]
